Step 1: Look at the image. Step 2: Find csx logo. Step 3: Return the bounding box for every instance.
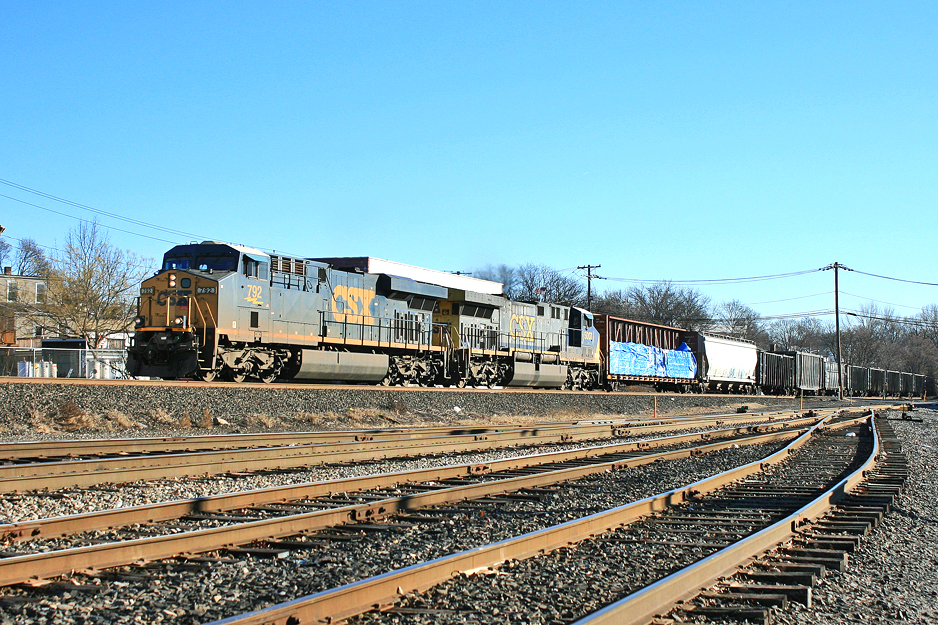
[332,285,375,325]
[157,290,191,306]
[510,314,536,339]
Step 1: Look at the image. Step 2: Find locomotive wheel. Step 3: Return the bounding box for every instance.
[199,369,218,383]
[224,368,247,383]
[260,370,278,384]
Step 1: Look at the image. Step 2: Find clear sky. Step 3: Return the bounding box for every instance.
[2,1,936,324]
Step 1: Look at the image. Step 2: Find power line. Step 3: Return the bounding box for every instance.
[851,268,938,287]
[0,233,65,257]
[842,309,937,329]
[748,291,833,305]
[0,178,205,241]
[0,193,179,245]
[840,291,923,311]
[598,268,821,286]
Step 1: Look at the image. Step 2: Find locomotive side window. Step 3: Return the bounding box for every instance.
[250,311,259,328]
[568,308,582,347]
[243,257,258,277]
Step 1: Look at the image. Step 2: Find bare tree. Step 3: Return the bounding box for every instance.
[591,288,636,319]
[767,317,830,355]
[622,281,712,330]
[474,264,518,299]
[14,238,49,276]
[27,221,150,354]
[916,304,938,351]
[0,237,10,269]
[715,299,769,346]
[513,264,585,307]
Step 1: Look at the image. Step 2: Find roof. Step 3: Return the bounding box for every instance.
[313,257,503,295]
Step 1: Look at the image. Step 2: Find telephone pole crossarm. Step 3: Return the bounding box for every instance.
[578,264,601,311]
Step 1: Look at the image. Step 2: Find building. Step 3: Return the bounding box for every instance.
[1,266,47,347]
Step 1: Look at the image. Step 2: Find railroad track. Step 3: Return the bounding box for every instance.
[200,410,879,625]
[0,421,808,585]
[0,409,822,493]
[0,407,891,623]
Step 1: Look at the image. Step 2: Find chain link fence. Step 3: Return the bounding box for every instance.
[0,347,129,379]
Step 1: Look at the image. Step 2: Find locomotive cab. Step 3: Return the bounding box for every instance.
[127,242,259,380]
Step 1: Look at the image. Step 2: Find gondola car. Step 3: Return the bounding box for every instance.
[593,315,697,392]
[773,349,824,395]
[758,351,796,395]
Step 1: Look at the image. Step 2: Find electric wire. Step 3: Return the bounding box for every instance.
[597,268,821,285]
[851,269,938,287]
[840,291,923,312]
[0,178,204,241]
[0,194,178,245]
[747,291,833,305]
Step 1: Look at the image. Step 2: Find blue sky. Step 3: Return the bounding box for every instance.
[2,1,936,323]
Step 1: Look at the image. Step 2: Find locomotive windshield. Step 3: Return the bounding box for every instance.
[163,250,239,272]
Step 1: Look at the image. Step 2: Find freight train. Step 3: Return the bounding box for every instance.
[127,241,931,397]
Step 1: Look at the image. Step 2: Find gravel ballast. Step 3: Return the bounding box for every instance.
[0,379,846,441]
[0,377,923,624]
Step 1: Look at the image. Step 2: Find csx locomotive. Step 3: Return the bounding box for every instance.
[126,241,602,388]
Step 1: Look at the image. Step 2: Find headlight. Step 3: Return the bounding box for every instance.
[134,316,145,326]
[169,273,177,287]
[172,316,186,327]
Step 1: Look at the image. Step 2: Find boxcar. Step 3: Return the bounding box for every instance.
[899,372,913,397]
[823,361,850,396]
[885,370,901,397]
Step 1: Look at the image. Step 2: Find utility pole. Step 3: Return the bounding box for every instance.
[578,264,601,310]
[823,262,852,399]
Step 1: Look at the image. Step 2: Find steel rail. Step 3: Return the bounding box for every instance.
[0,427,805,588]
[570,414,881,625]
[0,417,821,543]
[0,410,829,493]
[204,412,869,625]
[0,423,555,460]
[0,411,777,460]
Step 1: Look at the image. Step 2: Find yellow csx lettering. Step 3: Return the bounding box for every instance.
[245,284,264,306]
[332,285,376,325]
[510,314,536,339]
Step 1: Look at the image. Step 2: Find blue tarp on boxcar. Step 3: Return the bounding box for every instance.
[609,341,697,379]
